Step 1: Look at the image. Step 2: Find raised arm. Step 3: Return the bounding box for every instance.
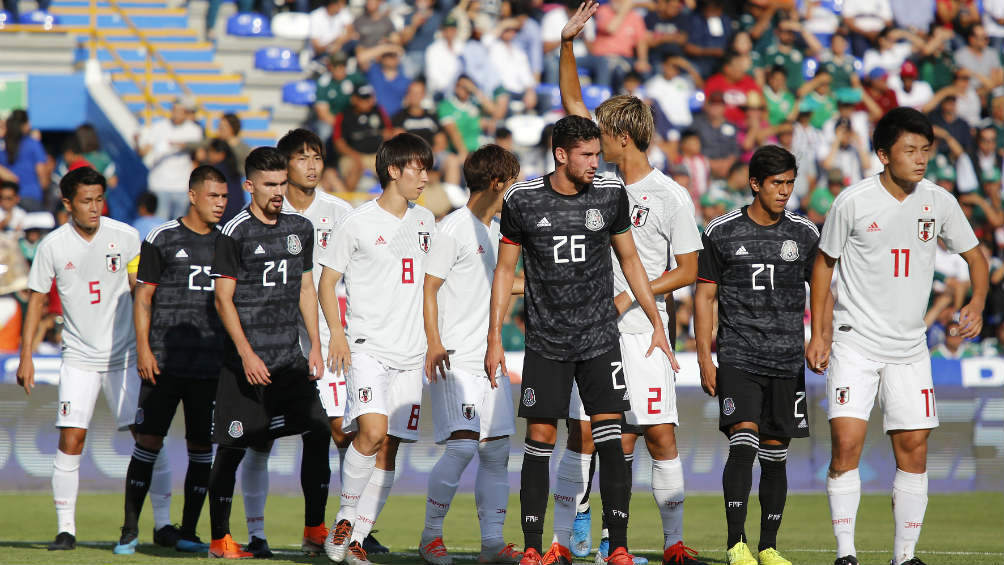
[559,0,598,119]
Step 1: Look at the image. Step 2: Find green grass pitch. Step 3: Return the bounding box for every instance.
[0,492,1000,564]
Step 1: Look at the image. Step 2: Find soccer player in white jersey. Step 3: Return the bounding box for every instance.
[807,107,988,565]
[419,145,524,565]
[555,4,706,565]
[318,133,436,565]
[16,167,146,551]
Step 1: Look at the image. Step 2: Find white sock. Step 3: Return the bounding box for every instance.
[892,469,928,565]
[476,438,511,546]
[552,449,592,549]
[350,468,395,543]
[827,468,860,558]
[423,439,477,540]
[652,457,685,547]
[337,447,348,477]
[575,452,596,514]
[241,448,270,539]
[149,446,173,530]
[53,450,81,536]
[336,444,377,523]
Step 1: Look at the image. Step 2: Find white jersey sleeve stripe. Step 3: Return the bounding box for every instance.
[704,209,742,235]
[145,220,179,244]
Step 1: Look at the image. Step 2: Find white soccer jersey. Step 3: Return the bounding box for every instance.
[819,175,978,362]
[319,200,435,370]
[424,207,500,374]
[27,218,141,371]
[611,169,703,334]
[283,191,353,355]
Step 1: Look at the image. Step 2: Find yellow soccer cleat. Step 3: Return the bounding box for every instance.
[757,547,792,565]
[725,542,758,565]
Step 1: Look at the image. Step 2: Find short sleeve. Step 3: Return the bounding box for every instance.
[818,195,853,259]
[425,230,458,280]
[500,194,523,245]
[610,186,631,234]
[27,237,56,294]
[938,195,979,255]
[27,139,47,165]
[666,195,703,255]
[319,219,356,273]
[696,232,723,284]
[804,238,819,283]
[303,224,315,271]
[136,240,163,284]
[212,233,240,279]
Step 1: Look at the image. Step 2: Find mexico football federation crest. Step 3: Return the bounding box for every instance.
[780,240,799,262]
[917,218,935,242]
[287,234,302,255]
[522,387,536,407]
[59,401,71,416]
[106,253,122,272]
[228,420,244,438]
[585,208,604,231]
[630,205,649,227]
[135,408,144,425]
[836,387,850,405]
[462,403,476,420]
[317,228,332,249]
[722,397,735,416]
[418,231,431,253]
[359,387,372,403]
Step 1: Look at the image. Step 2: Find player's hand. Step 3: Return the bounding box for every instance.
[484,338,507,389]
[957,300,985,339]
[561,0,598,42]
[307,348,324,381]
[646,328,680,372]
[805,334,831,374]
[699,360,717,397]
[327,335,351,377]
[241,351,271,385]
[425,343,451,383]
[613,291,633,315]
[15,354,34,396]
[137,347,160,384]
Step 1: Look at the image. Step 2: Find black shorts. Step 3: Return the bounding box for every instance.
[212,359,328,448]
[134,375,217,443]
[518,347,631,420]
[716,364,809,439]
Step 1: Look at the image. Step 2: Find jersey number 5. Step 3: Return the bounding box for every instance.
[89,280,100,304]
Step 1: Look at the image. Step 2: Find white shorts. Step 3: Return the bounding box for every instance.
[826,341,939,433]
[569,333,679,427]
[317,365,348,419]
[57,363,140,431]
[429,367,516,444]
[342,351,424,442]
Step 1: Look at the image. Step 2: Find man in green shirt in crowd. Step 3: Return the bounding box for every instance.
[314,51,367,142]
[437,75,497,158]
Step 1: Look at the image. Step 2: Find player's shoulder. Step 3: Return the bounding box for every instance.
[35,223,73,252]
[337,199,379,231]
[407,201,435,222]
[829,175,878,211]
[437,207,469,233]
[316,190,354,214]
[144,219,181,244]
[645,170,695,210]
[220,208,253,237]
[593,174,627,194]
[503,175,545,204]
[101,217,141,241]
[783,210,820,239]
[915,178,959,206]
[703,208,743,238]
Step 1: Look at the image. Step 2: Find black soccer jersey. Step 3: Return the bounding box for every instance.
[137,219,226,379]
[500,173,631,361]
[214,208,314,372]
[697,207,819,377]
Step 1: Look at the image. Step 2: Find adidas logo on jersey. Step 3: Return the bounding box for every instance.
[254,244,265,255]
[476,245,485,254]
[64,261,76,271]
[735,245,749,256]
[867,221,881,232]
[536,217,551,228]
[375,236,387,246]
[175,249,189,258]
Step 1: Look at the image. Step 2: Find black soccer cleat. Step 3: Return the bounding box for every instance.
[175,529,210,553]
[834,557,858,565]
[153,524,182,548]
[363,532,388,554]
[48,531,76,550]
[898,559,927,565]
[245,535,274,558]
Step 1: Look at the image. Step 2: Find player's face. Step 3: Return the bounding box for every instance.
[246,169,288,216]
[63,184,105,232]
[879,132,931,184]
[599,128,622,162]
[394,160,429,200]
[191,180,228,224]
[287,146,323,191]
[752,169,795,214]
[560,138,601,185]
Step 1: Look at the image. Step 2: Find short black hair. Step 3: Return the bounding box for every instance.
[277,128,324,160]
[189,164,227,191]
[0,180,18,194]
[768,65,788,78]
[375,132,434,187]
[59,166,106,200]
[245,146,288,179]
[137,191,158,214]
[872,107,934,156]
[463,144,520,192]
[679,129,699,141]
[551,115,601,160]
[748,145,797,192]
[222,112,242,136]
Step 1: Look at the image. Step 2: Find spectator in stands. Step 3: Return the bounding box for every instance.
[136,96,203,220]
[973,126,1003,183]
[934,1,981,38]
[698,190,727,228]
[735,0,778,54]
[737,92,779,161]
[890,60,934,110]
[818,31,861,91]
[709,161,749,212]
[930,321,981,359]
[985,1,1004,50]
[954,24,1004,93]
[0,181,26,234]
[889,0,934,35]
[314,51,366,145]
[690,90,740,179]
[801,0,841,39]
[859,67,898,121]
[792,98,826,158]
[438,74,496,160]
[131,192,162,241]
[684,0,734,78]
[820,116,869,185]
[541,0,610,86]
[807,168,846,225]
[354,0,401,59]
[840,0,892,57]
[401,0,441,79]
[704,51,762,126]
[489,18,538,115]
[797,69,838,128]
[988,88,1004,154]
[928,85,974,153]
[0,110,48,211]
[203,139,245,223]
[362,46,412,117]
[308,0,355,58]
[678,129,710,203]
[645,55,702,131]
[425,14,465,98]
[60,139,92,173]
[333,83,392,191]
[861,26,922,75]
[391,79,461,186]
[821,88,870,152]
[591,0,651,88]
[218,113,251,176]
[645,0,689,69]
[74,124,118,189]
[461,18,506,124]
[504,0,543,81]
[918,27,959,92]
[754,18,823,92]
[238,0,278,22]
[764,66,798,126]
[959,168,1004,233]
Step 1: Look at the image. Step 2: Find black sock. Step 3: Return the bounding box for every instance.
[757,444,788,552]
[181,449,213,536]
[123,444,159,532]
[579,451,597,509]
[209,446,245,540]
[723,429,759,548]
[592,419,629,552]
[301,430,331,528]
[520,438,554,553]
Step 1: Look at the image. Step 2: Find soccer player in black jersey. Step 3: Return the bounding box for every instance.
[114,166,229,555]
[485,115,675,565]
[694,146,820,565]
[207,147,329,558]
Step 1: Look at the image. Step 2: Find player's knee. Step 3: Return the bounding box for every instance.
[643,425,678,460]
[58,429,87,455]
[726,428,759,465]
[445,437,478,464]
[354,431,385,455]
[138,434,165,450]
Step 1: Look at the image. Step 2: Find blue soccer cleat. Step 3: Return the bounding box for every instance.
[571,508,592,557]
[113,528,138,555]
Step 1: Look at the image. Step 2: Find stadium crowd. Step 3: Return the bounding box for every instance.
[0,0,1002,357]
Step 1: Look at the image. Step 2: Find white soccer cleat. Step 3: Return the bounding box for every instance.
[324,519,353,562]
[344,541,372,565]
[419,536,453,565]
[479,542,524,564]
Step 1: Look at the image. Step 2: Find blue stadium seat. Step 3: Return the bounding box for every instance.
[581,85,611,111]
[227,12,271,37]
[536,83,562,111]
[814,32,833,48]
[688,91,705,113]
[254,47,301,72]
[282,80,316,106]
[19,10,59,27]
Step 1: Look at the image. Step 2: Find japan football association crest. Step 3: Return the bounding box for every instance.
[780,240,799,262]
[418,231,431,253]
[630,205,649,227]
[359,387,373,403]
[836,387,850,405]
[917,218,936,242]
[585,209,604,231]
[59,401,71,416]
[106,253,122,272]
[317,228,332,249]
[462,403,476,420]
[228,420,244,438]
[287,234,302,255]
